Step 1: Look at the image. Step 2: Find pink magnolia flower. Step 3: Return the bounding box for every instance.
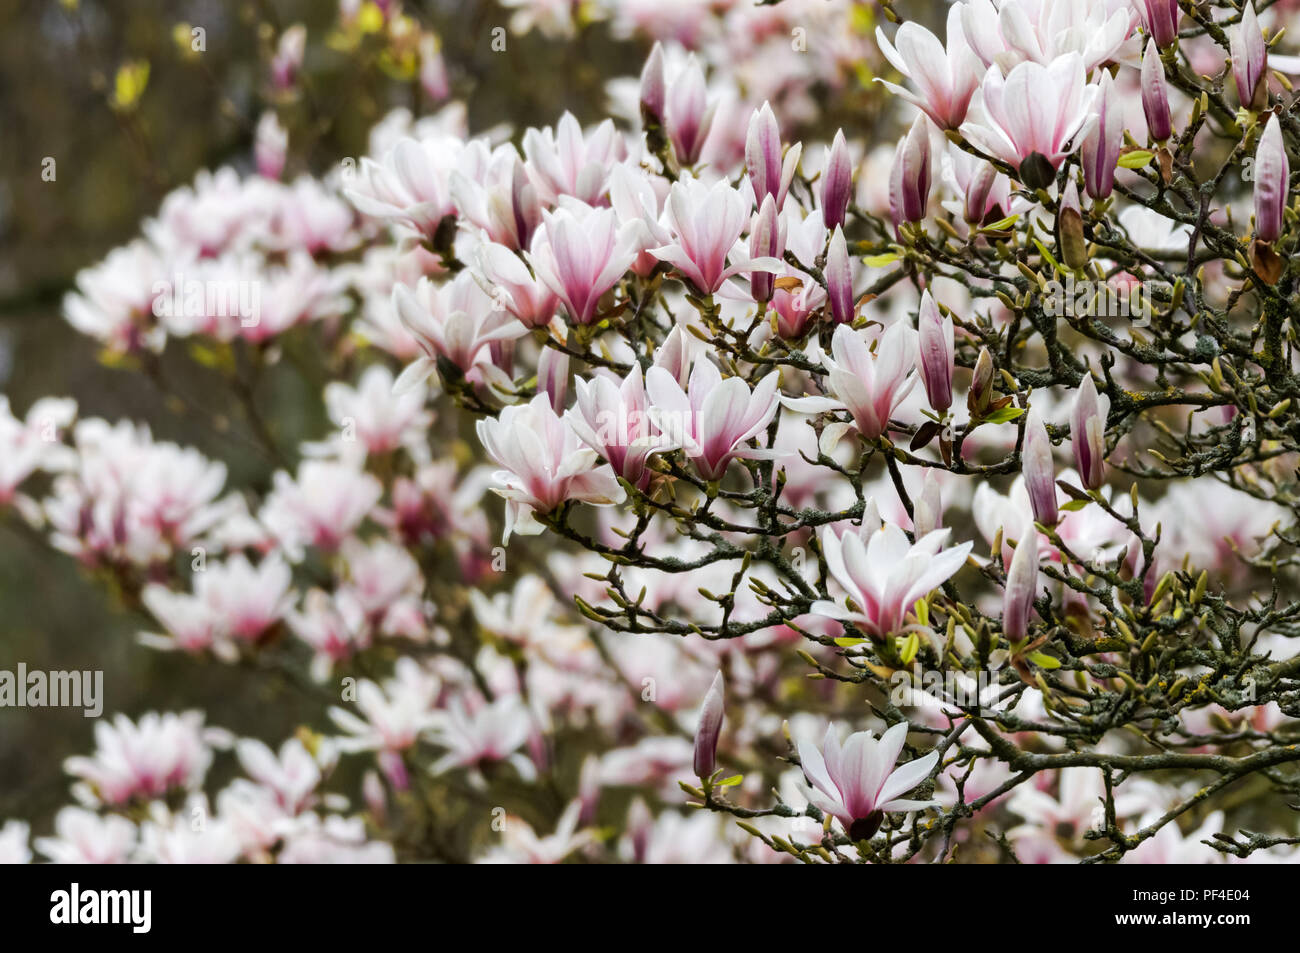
[1254,113,1290,244]
[429,694,536,779]
[64,711,213,807]
[652,177,782,295]
[322,364,432,457]
[917,290,954,412]
[474,239,559,329]
[821,130,853,230]
[528,203,640,325]
[782,321,918,442]
[476,393,626,540]
[645,360,782,481]
[260,459,383,555]
[345,134,461,240]
[449,144,542,251]
[890,114,933,226]
[665,53,717,166]
[813,515,972,639]
[798,722,940,840]
[1133,0,1180,50]
[960,53,1099,189]
[1071,373,1110,489]
[875,5,981,130]
[35,808,136,864]
[960,0,1136,75]
[391,272,528,391]
[745,101,802,209]
[522,112,626,206]
[1080,69,1123,200]
[567,364,670,489]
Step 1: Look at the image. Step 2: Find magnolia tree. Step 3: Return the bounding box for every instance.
[3,0,1300,865]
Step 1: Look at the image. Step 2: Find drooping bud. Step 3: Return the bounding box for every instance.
[1022,408,1058,526]
[1231,2,1269,111]
[1254,113,1290,245]
[1057,180,1088,271]
[750,193,783,306]
[968,346,994,417]
[1071,373,1110,490]
[419,33,449,102]
[826,226,854,324]
[913,470,943,538]
[1135,0,1181,50]
[1002,521,1040,646]
[821,129,852,231]
[890,115,931,227]
[1081,70,1123,200]
[693,671,725,779]
[1141,40,1172,143]
[917,290,953,412]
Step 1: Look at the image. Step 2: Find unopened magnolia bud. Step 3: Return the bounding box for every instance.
[969,347,994,416]
[821,129,852,231]
[917,290,953,412]
[1022,408,1058,525]
[889,115,931,226]
[1141,40,1172,143]
[694,671,726,779]
[1254,113,1289,245]
[826,226,854,324]
[1071,373,1111,490]
[1231,2,1269,111]
[1057,180,1088,270]
[1003,523,1040,646]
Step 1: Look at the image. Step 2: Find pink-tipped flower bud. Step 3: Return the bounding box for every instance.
[745,101,800,209]
[1081,71,1123,200]
[750,193,783,305]
[1022,408,1058,526]
[1136,0,1181,50]
[913,470,943,538]
[821,129,852,231]
[917,290,953,412]
[1071,373,1110,490]
[1231,2,1269,111]
[640,42,666,125]
[667,54,716,167]
[826,226,854,324]
[1254,113,1290,245]
[693,671,725,779]
[1003,521,1040,646]
[537,346,569,415]
[1141,40,1172,143]
[889,115,931,226]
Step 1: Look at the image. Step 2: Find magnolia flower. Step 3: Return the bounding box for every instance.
[476,393,626,540]
[745,101,801,209]
[35,808,137,864]
[567,364,668,489]
[1080,69,1123,200]
[798,722,940,840]
[1003,520,1041,645]
[1070,373,1110,490]
[476,801,595,864]
[749,193,784,305]
[917,290,953,412]
[522,112,625,206]
[64,711,213,807]
[874,5,981,130]
[1254,114,1290,245]
[960,0,1135,75]
[1133,0,1180,50]
[392,272,528,392]
[693,672,725,778]
[1022,407,1058,525]
[449,145,542,251]
[821,130,853,230]
[890,115,932,225]
[260,459,383,554]
[783,321,917,442]
[1140,39,1172,143]
[644,360,782,481]
[812,516,972,639]
[345,134,461,240]
[1231,2,1268,111]
[665,54,717,166]
[960,54,1098,189]
[825,227,854,324]
[323,364,432,457]
[652,177,781,295]
[529,203,640,325]
[428,694,535,779]
[254,111,287,180]
[475,239,559,329]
